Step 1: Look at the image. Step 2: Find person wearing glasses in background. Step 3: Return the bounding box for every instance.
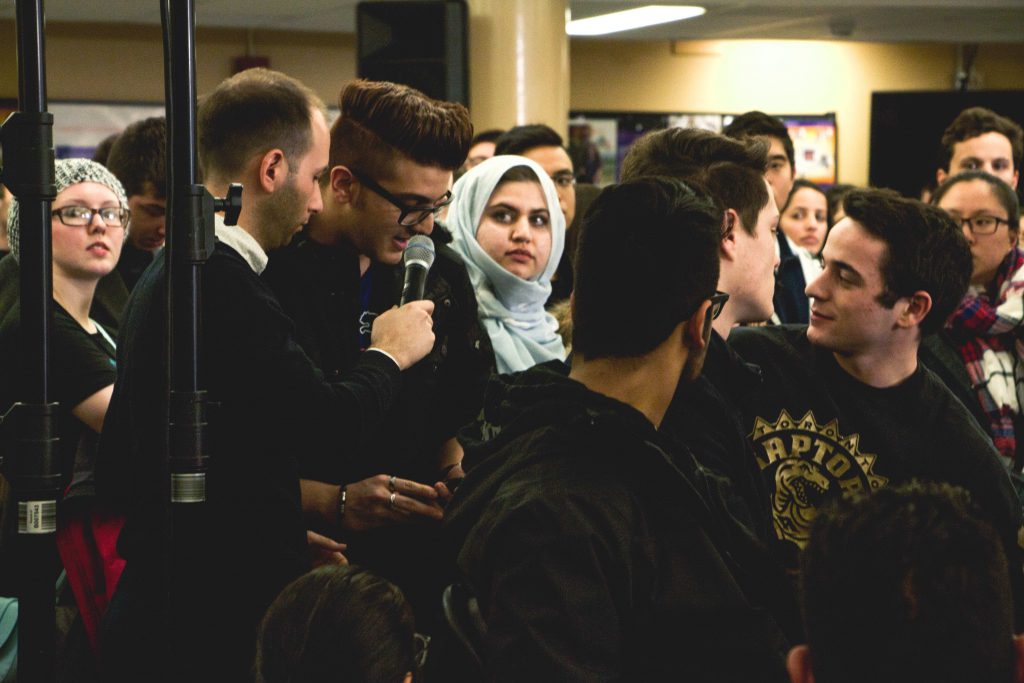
[263,79,495,632]
[922,172,1024,472]
[0,160,127,608]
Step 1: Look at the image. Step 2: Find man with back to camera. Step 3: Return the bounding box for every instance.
[724,111,813,323]
[444,176,791,682]
[263,79,495,624]
[725,189,1024,621]
[618,128,803,641]
[97,68,436,683]
[790,481,1024,683]
[618,129,779,530]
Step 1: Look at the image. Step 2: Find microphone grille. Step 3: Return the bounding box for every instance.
[404,234,436,269]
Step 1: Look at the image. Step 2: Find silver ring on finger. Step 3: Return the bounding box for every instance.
[389,492,398,510]
[388,475,397,492]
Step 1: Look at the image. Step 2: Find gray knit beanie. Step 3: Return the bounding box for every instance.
[7,158,129,262]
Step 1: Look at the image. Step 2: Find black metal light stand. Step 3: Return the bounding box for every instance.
[0,0,60,680]
[160,0,240,674]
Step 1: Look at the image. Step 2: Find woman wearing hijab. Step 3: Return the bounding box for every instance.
[447,155,566,373]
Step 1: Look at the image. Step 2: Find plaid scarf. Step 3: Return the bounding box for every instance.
[947,247,1024,465]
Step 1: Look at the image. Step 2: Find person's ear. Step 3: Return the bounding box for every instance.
[257,149,288,193]
[935,167,948,187]
[683,299,712,351]
[330,165,357,204]
[896,291,932,330]
[720,208,740,262]
[402,673,413,683]
[786,645,815,683]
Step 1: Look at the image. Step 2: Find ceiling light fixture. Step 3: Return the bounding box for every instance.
[567,5,706,36]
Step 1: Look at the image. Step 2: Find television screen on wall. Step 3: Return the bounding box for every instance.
[869,90,1024,200]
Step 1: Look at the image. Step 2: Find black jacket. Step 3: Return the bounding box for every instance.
[444,362,790,683]
[773,232,809,324]
[97,241,403,682]
[263,225,495,625]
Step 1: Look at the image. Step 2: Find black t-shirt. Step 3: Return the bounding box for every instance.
[0,302,116,483]
[727,326,1023,586]
[0,301,115,589]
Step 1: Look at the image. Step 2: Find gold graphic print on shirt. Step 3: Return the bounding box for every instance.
[751,410,888,549]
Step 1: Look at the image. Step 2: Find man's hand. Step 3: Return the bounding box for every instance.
[370,301,436,370]
[307,530,347,567]
[342,474,444,532]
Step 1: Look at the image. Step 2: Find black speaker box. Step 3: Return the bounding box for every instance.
[357,1,469,105]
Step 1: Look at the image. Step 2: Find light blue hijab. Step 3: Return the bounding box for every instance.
[448,155,566,373]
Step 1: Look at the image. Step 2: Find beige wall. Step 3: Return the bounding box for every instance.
[570,39,1024,185]
[0,21,356,106]
[1,21,1022,186]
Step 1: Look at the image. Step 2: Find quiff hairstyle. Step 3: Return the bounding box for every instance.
[620,128,770,236]
[197,68,326,182]
[328,79,473,181]
[939,107,1023,174]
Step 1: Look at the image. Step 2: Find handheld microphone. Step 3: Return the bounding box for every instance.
[400,235,436,305]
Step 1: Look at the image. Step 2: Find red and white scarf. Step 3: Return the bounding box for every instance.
[947,247,1024,465]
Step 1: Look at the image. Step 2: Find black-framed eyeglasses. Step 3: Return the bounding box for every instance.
[52,205,130,229]
[957,214,1010,236]
[710,291,730,320]
[350,168,452,227]
[414,632,431,670]
[702,290,730,339]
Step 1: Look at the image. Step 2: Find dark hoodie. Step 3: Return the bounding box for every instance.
[443,361,791,683]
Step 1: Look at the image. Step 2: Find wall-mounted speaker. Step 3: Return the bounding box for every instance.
[357,1,469,105]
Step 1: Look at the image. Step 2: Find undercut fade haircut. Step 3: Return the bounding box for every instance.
[572,176,721,359]
[494,124,564,156]
[107,117,168,199]
[329,79,473,181]
[255,565,415,683]
[802,482,1015,683]
[932,170,1021,239]
[723,110,795,171]
[841,188,971,335]
[197,68,326,182]
[938,107,1023,174]
[620,128,770,236]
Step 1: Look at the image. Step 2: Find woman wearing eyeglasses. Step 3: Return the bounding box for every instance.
[925,170,1024,469]
[0,158,128,647]
[447,155,566,374]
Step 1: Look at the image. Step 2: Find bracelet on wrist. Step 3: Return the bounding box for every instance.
[338,484,347,522]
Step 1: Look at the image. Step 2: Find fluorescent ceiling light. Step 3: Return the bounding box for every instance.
[567,5,706,36]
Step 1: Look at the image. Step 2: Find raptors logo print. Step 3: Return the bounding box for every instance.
[750,409,888,550]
